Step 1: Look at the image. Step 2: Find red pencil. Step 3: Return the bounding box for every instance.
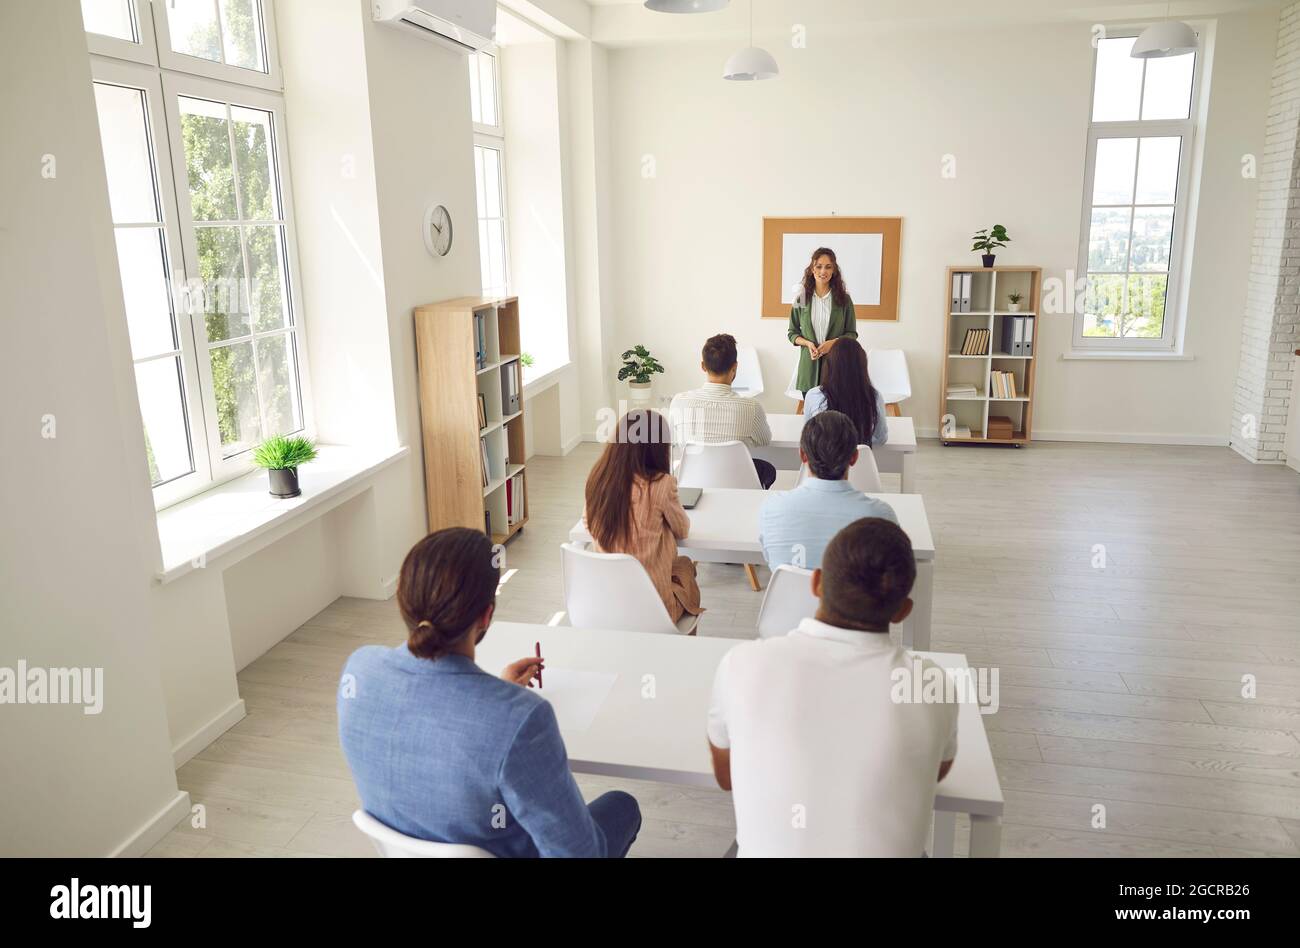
[535,641,543,689]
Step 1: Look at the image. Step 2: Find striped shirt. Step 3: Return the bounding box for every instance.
[668,382,772,448]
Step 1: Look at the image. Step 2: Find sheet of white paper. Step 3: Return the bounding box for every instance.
[781,232,884,306]
[538,669,618,733]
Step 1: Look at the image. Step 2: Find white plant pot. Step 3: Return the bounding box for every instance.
[1007,302,1021,312]
[627,381,653,405]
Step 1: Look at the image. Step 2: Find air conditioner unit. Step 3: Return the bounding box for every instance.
[373,0,495,54]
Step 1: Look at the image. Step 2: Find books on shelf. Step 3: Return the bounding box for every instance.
[999,315,1035,356]
[989,370,1018,399]
[1023,316,1034,356]
[501,359,521,414]
[946,382,978,398]
[959,328,990,355]
[473,311,487,370]
[479,436,490,488]
[950,272,973,312]
[505,471,525,527]
[476,393,487,430]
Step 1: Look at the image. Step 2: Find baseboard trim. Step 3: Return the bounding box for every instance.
[561,433,583,455]
[917,426,1228,447]
[172,697,246,769]
[110,789,192,858]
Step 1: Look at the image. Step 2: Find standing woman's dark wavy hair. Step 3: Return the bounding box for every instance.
[820,339,880,445]
[585,409,673,550]
[801,247,850,308]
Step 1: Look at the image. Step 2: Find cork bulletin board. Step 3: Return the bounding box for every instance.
[761,216,902,320]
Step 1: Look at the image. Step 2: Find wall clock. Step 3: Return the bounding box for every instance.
[423,204,453,257]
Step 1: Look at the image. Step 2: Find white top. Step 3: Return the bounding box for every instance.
[706,617,959,857]
[810,289,832,344]
[570,487,935,562]
[668,382,771,448]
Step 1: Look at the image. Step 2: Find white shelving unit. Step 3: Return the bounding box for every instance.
[939,266,1042,445]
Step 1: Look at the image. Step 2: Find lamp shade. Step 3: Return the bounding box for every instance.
[723,45,779,81]
[1131,20,1198,58]
[645,0,729,12]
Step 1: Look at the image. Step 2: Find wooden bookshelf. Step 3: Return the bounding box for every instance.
[414,296,528,544]
[938,266,1041,446]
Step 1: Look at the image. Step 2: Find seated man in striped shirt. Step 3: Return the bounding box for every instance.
[668,333,776,489]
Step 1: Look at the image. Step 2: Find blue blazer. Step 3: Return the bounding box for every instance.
[338,645,610,857]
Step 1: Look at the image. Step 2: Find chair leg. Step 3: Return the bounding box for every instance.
[886,402,901,417]
[795,400,804,415]
[743,564,761,591]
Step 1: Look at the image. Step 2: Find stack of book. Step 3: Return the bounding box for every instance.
[479,437,491,487]
[987,415,1015,439]
[946,382,978,399]
[505,472,525,527]
[989,370,1018,399]
[476,393,487,430]
[959,328,990,355]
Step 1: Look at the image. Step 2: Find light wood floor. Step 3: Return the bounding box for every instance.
[147,439,1300,858]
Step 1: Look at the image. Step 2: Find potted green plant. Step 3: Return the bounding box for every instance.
[252,434,317,498]
[1007,290,1023,312]
[971,224,1011,268]
[617,345,664,404]
[520,352,535,369]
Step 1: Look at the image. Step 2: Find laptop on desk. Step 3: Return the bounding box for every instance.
[678,487,702,509]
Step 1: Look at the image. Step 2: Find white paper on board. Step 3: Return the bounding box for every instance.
[781,232,884,306]
[538,669,619,733]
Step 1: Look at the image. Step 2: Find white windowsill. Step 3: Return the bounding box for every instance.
[154,443,409,584]
[1061,351,1194,361]
[523,360,571,398]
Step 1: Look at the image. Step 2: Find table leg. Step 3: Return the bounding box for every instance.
[901,452,916,493]
[724,839,738,858]
[929,810,956,858]
[970,815,1002,858]
[743,564,762,591]
[908,560,933,650]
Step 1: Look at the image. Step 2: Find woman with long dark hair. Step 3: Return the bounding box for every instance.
[803,338,888,446]
[787,246,858,406]
[583,409,702,624]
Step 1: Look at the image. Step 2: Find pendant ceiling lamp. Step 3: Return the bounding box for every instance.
[1131,3,1198,59]
[723,0,778,81]
[644,0,729,12]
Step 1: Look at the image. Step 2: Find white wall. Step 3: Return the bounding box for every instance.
[601,11,1275,442]
[0,0,186,856]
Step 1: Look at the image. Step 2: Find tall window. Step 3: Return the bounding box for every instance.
[469,49,510,293]
[85,0,306,507]
[1076,34,1198,350]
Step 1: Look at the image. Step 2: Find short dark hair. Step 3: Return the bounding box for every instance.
[801,410,859,480]
[820,518,916,627]
[397,528,498,660]
[702,334,738,375]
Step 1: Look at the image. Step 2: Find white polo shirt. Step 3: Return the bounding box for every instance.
[707,618,959,857]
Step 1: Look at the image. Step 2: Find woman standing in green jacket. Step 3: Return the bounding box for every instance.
[787,246,858,409]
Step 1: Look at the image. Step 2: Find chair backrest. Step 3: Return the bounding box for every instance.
[351,810,496,858]
[795,445,883,493]
[866,348,911,404]
[732,345,764,397]
[677,440,761,489]
[756,565,819,638]
[561,542,682,634]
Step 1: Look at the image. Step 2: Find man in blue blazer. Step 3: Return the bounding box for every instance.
[338,528,641,857]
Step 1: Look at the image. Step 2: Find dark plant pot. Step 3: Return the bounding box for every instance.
[267,467,300,498]
[981,254,996,268]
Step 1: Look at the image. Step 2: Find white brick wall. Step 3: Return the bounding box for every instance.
[1233,0,1300,462]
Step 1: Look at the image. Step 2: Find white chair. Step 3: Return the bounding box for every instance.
[677,440,761,489]
[866,348,911,414]
[561,542,700,635]
[794,445,884,493]
[351,810,496,858]
[732,345,764,398]
[756,565,819,638]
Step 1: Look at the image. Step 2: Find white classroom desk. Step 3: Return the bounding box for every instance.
[568,487,936,650]
[753,415,918,492]
[477,621,1004,858]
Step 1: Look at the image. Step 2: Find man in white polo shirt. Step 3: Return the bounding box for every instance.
[706,518,958,857]
[668,333,776,488]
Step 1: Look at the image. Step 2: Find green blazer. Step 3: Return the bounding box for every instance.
[787,295,857,395]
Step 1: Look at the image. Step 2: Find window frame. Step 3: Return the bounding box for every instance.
[91,57,216,509]
[83,0,160,65]
[1074,30,1200,352]
[469,47,511,295]
[150,0,284,92]
[159,70,314,485]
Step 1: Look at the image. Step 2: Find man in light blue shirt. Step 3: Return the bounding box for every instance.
[759,410,899,569]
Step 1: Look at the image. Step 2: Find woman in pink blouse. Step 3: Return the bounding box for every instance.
[583,409,703,626]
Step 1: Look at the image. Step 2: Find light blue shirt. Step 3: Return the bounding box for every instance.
[759,478,900,569]
[802,386,889,446]
[338,646,611,858]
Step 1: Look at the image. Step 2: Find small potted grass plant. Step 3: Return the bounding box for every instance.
[253,434,317,498]
[1007,290,1023,312]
